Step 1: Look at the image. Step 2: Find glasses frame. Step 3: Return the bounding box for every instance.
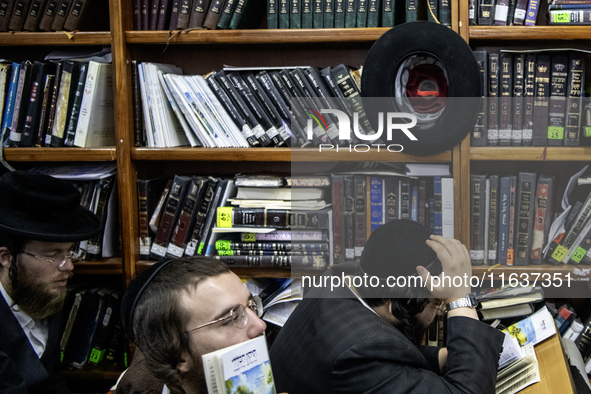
[20,250,74,269]
[186,295,263,333]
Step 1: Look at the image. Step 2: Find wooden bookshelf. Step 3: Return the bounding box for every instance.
[73,258,124,275]
[0,32,112,46]
[469,26,591,41]
[3,147,117,161]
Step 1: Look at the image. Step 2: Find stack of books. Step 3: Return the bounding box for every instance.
[212,174,332,269]
[548,0,591,24]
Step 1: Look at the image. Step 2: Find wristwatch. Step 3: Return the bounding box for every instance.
[446,294,478,312]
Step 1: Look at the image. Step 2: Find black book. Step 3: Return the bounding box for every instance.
[131,60,146,147]
[50,60,79,147]
[43,60,63,146]
[20,61,49,147]
[176,0,192,28]
[439,0,451,25]
[8,0,31,31]
[470,174,486,266]
[547,54,569,146]
[23,0,47,31]
[478,0,495,25]
[38,0,59,31]
[487,53,499,146]
[522,53,535,146]
[85,176,116,259]
[532,54,551,146]
[187,0,210,27]
[564,52,585,147]
[514,172,536,266]
[196,178,229,256]
[0,0,15,31]
[227,71,281,146]
[205,73,259,147]
[241,71,289,146]
[202,0,227,29]
[471,50,488,146]
[512,53,525,146]
[215,70,271,146]
[88,291,121,366]
[63,61,88,146]
[7,61,32,147]
[184,177,217,256]
[498,53,513,146]
[137,176,169,260]
[486,175,499,265]
[34,72,55,147]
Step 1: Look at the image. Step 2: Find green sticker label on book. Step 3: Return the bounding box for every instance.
[547,127,564,140]
[552,11,570,23]
[89,348,105,365]
[216,239,231,250]
[551,244,568,262]
[586,127,591,137]
[571,247,587,264]
[217,206,234,228]
[241,232,256,242]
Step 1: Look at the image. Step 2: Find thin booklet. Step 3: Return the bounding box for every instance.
[202,335,277,394]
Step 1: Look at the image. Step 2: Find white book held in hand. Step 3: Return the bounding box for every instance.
[202,335,276,394]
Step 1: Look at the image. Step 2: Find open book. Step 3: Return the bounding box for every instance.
[202,335,276,394]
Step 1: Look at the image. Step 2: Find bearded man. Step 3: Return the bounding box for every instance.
[0,170,101,393]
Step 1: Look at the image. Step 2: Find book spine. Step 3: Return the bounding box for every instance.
[494,0,508,24]
[418,179,427,227]
[381,0,393,26]
[331,174,345,264]
[470,174,486,265]
[63,61,88,146]
[549,9,591,24]
[549,192,591,264]
[564,52,584,146]
[290,0,301,27]
[0,0,15,31]
[405,0,417,22]
[343,174,355,260]
[369,176,383,234]
[216,0,237,28]
[487,53,500,146]
[168,0,180,29]
[137,180,153,260]
[34,72,54,146]
[215,254,327,268]
[184,178,216,256]
[50,60,77,147]
[498,53,513,146]
[23,0,46,31]
[512,54,525,146]
[333,0,344,26]
[85,177,116,259]
[427,0,437,23]
[547,54,569,146]
[197,179,229,255]
[497,176,510,265]
[472,50,488,146]
[150,175,191,260]
[522,53,536,145]
[216,240,328,251]
[279,0,289,27]
[267,0,277,28]
[532,54,551,146]
[478,0,494,24]
[63,0,86,31]
[433,176,443,236]
[506,176,517,266]
[487,175,499,265]
[20,61,47,147]
[344,0,355,27]
[512,0,527,24]
[202,0,225,29]
[176,0,191,28]
[400,178,410,220]
[218,207,329,229]
[514,172,536,266]
[50,0,70,30]
[8,0,31,31]
[524,0,539,25]
[43,60,62,146]
[355,0,366,26]
[575,315,591,359]
[530,176,552,265]
[353,175,367,257]
[1,63,19,138]
[187,0,209,27]
[8,61,32,146]
[166,177,206,258]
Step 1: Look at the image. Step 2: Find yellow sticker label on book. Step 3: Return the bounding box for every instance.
[241,232,256,242]
[552,11,570,23]
[586,127,591,137]
[571,247,587,264]
[547,127,564,140]
[217,206,234,228]
[551,245,568,262]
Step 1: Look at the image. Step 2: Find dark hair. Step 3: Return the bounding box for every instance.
[0,232,27,307]
[130,256,230,394]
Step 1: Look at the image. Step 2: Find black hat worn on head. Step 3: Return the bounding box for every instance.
[121,259,174,343]
[360,219,442,280]
[0,171,102,242]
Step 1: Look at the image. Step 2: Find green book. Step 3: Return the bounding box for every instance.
[323,0,334,27]
[344,0,356,27]
[356,0,367,26]
[312,0,322,26]
[334,0,344,26]
[267,0,277,27]
[278,0,289,27]
[366,0,379,26]
[217,0,239,29]
[301,0,312,27]
[290,0,301,27]
[229,0,265,28]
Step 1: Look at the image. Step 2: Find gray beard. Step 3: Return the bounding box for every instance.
[8,263,67,320]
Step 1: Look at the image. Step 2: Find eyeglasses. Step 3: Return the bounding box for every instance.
[186,295,263,333]
[20,250,74,269]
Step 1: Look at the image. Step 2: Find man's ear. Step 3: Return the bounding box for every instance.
[0,247,13,269]
[176,349,193,374]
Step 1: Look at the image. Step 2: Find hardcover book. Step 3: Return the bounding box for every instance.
[487,53,500,146]
[532,54,551,146]
[514,172,536,266]
[547,54,569,146]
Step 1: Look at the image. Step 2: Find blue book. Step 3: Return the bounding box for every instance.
[370,176,383,234]
[411,184,418,222]
[1,62,20,147]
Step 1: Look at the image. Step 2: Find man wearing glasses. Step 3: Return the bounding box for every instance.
[115,256,267,394]
[0,170,102,393]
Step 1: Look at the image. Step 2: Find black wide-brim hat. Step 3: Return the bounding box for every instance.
[0,171,102,241]
[360,219,442,279]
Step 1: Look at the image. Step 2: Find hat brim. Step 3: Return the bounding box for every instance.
[0,207,102,242]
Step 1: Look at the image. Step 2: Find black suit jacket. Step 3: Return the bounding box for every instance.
[0,295,70,393]
[270,266,505,393]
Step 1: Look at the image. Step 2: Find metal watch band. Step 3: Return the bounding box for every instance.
[446,295,475,311]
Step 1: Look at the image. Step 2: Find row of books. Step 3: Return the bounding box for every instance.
[470,168,591,266]
[0,0,110,32]
[60,282,128,372]
[469,0,542,25]
[547,0,591,25]
[131,0,449,30]
[132,62,369,148]
[0,59,115,148]
[331,174,454,263]
[470,49,591,147]
[32,163,119,260]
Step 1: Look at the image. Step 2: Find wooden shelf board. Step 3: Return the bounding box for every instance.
[136,261,323,278]
[0,32,112,46]
[470,147,591,161]
[3,147,117,161]
[73,258,123,275]
[472,264,590,281]
[126,28,389,44]
[469,26,591,40]
[132,147,452,162]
